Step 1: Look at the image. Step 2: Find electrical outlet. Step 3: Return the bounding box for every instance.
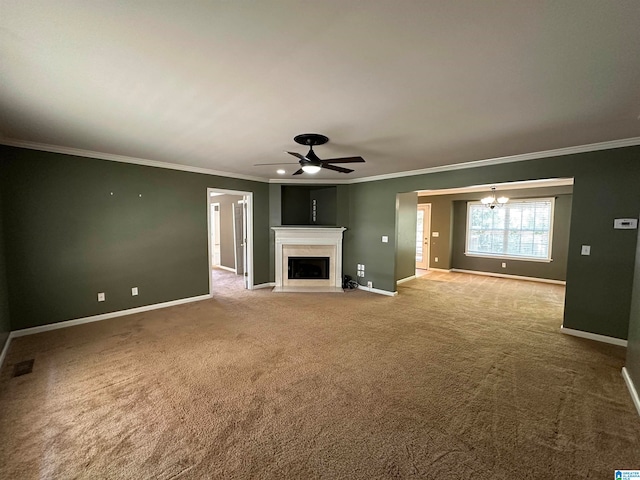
[381,236,388,243]
[435,257,439,262]
[581,245,591,255]
[97,292,105,302]
[367,281,373,288]
[501,262,507,268]
[131,287,138,296]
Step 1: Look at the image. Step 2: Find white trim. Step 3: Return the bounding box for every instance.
[451,268,566,285]
[417,178,574,196]
[349,137,640,184]
[10,294,211,338]
[428,268,451,273]
[622,367,640,417]
[3,137,639,185]
[206,189,254,292]
[0,334,11,370]
[396,275,416,284]
[251,282,275,290]
[0,138,268,183]
[560,326,627,347]
[357,285,398,296]
[215,265,237,273]
[272,227,346,290]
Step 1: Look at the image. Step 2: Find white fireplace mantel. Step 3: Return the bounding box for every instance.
[272,227,346,293]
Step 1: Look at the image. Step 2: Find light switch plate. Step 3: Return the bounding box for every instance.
[381,236,389,243]
[97,292,105,302]
[132,287,139,296]
[581,245,591,255]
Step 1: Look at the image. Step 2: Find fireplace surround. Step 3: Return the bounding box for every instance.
[272,227,346,292]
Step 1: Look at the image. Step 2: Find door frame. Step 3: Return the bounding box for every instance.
[210,202,221,267]
[416,203,431,270]
[207,188,254,293]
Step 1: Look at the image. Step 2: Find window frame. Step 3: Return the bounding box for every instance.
[464,197,555,263]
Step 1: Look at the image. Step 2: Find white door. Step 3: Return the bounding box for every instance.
[241,197,248,289]
[231,198,249,289]
[210,203,221,266]
[416,204,431,270]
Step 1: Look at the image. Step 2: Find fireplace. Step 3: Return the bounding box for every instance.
[272,227,345,293]
[288,257,330,279]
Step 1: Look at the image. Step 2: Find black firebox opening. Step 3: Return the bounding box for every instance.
[288,257,330,279]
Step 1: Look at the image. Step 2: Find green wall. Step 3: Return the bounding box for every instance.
[420,186,572,278]
[269,183,350,282]
[1,146,270,330]
[0,165,10,351]
[1,144,638,341]
[418,196,454,269]
[345,146,640,339]
[395,192,418,282]
[449,189,571,281]
[626,223,640,391]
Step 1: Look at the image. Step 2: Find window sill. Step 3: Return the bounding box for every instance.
[464,253,552,263]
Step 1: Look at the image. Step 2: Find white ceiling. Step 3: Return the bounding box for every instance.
[1,1,639,181]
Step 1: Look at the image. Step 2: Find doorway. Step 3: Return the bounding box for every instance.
[416,204,431,271]
[210,203,221,267]
[207,188,253,293]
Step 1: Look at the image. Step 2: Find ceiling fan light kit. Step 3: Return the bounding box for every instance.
[253,133,365,175]
[301,164,322,174]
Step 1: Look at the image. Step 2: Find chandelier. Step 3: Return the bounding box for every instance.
[481,186,509,209]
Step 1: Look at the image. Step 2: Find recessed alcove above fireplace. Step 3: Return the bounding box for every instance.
[272,227,345,293]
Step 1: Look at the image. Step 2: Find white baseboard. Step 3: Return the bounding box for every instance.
[396,275,416,285]
[622,367,640,417]
[428,268,451,273]
[0,334,11,370]
[357,285,398,296]
[451,269,566,285]
[251,282,275,290]
[560,326,627,347]
[215,265,237,273]
[10,294,212,338]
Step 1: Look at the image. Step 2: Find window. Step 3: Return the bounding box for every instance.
[466,198,554,262]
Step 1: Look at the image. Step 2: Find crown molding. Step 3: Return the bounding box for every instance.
[348,136,640,184]
[2,136,639,186]
[0,138,269,183]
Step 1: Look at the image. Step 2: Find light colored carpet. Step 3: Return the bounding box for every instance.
[0,269,638,479]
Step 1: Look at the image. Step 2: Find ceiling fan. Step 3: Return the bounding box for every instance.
[255,133,365,175]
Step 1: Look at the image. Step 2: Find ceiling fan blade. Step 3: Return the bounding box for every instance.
[292,168,304,175]
[287,151,306,161]
[322,164,354,174]
[254,162,297,166]
[321,156,365,164]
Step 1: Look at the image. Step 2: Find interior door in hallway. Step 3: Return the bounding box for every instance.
[210,203,221,266]
[233,200,246,281]
[416,204,431,270]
